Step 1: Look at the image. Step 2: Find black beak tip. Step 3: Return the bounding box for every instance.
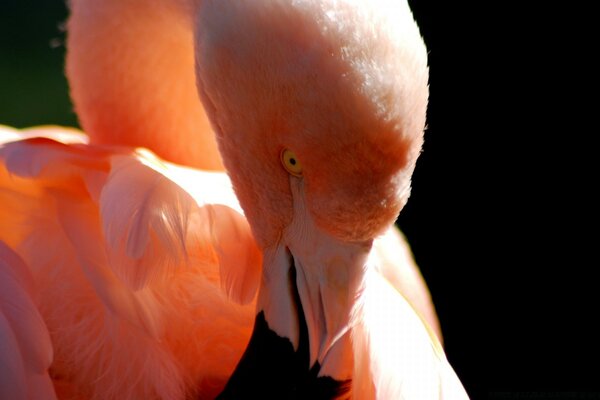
[216,263,351,399]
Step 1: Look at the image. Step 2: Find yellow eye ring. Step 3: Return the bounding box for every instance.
[280,149,303,177]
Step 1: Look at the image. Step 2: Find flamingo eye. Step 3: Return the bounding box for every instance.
[280,149,303,177]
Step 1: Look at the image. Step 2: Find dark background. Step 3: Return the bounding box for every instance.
[0,1,595,399]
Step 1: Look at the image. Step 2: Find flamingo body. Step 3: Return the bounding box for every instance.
[0,125,446,399]
[0,125,259,399]
[0,0,466,398]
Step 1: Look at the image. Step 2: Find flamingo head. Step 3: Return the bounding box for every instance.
[196,0,427,248]
[195,0,428,396]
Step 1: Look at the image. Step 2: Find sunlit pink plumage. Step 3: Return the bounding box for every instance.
[0,0,467,399]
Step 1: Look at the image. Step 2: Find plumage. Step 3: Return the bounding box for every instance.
[66,0,223,170]
[0,127,257,399]
[351,267,465,399]
[0,242,56,400]
[0,0,464,398]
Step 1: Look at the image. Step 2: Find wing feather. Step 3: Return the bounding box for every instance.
[0,242,56,400]
[0,129,260,398]
[100,154,193,290]
[56,191,164,338]
[2,130,260,308]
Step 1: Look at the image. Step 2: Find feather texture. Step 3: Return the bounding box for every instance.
[351,267,468,399]
[0,128,258,399]
[100,154,193,290]
[204,204,262,304]
[0,310,28,400]
[57,191,166,338]
[0,241,56,400]
[373,225,442,341]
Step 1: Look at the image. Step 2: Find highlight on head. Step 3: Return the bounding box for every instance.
[195,0,428,244]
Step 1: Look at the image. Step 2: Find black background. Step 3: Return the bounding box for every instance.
[0,1,595,399]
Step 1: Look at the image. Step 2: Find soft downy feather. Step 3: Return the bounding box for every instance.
[202,203,262,304]
[99,150,262,304]
[0,127,260,399]
[1,127,260,309]
[351,265,468,400]
[159,160,262,304]
[373,225,442,341]
[100,153,194,291]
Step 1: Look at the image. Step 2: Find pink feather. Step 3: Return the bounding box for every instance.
[0,132,257,399]
[0,241,56,400]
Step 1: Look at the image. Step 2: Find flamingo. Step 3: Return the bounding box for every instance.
[0,0,465,399]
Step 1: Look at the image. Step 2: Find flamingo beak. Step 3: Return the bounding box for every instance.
[217,246,349,398]
[218,213,370,398]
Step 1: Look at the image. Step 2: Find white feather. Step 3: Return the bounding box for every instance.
[352,267,469,399]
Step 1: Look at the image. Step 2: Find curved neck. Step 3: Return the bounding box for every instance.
[66,0,223,170]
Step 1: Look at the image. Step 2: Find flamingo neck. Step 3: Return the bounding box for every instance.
[66,0,223,169]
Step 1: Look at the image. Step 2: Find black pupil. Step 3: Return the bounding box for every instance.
[289,158,296,166]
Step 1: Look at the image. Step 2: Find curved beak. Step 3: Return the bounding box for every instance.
[218,180,371,399]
